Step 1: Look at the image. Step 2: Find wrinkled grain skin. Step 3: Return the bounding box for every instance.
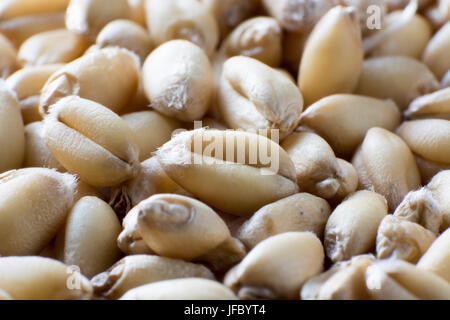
[0,256,92,300]
[65,0,130,41]
[224,232,324,299]
[0,34,17,79]
[96,19,153,63]
[42,96,140,187]
[0,0,68,19]
[237,193,331,249]
[299,6,363,106]
[217,56,303,139]
[39,47,139,115]
[262,0,339,33]
[156,129,299,217]
[423,21,450,80]
[405,87,450,120]
[136,194,233,261]
[301,255,375,300]
[24,121,65,170]
[417,228,450,282]
[324,191,388,263]
[6,63,63,124]
[0,12,66,47]
[394,170,450,234]
[91,255,215,299]
[0,168,77,256]
[376,215,436,263]
[300,94,401,156]
[397,119,450,165]
[219,17,283,67]
[55,196,121,279]
[365,259,450,300]
[143,40,213,122]
[122,111,182,162]
[201,0,260,37]
[120,278,238,300]
[334,159,359,201]
[352,128,421,212]
[145,0,219,56]
[117,207,154,255]
[111,157,191,217]
[281,132,355,200]
[18,29,88,66]
[0,82,25,173]
[356,56,440,111]
[366,11,432,59]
